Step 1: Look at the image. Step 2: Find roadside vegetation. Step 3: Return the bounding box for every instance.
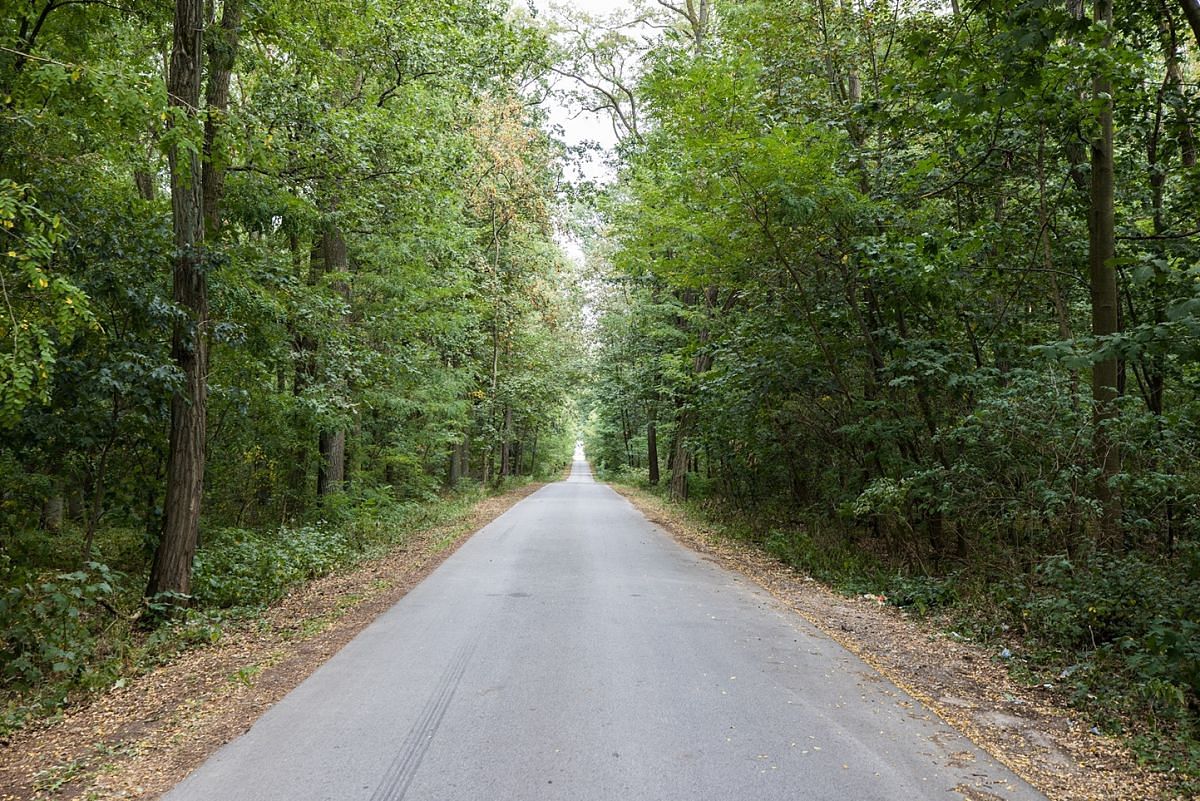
[0,478,574,737]
[578,0,1200,795]
[0,0,580,737]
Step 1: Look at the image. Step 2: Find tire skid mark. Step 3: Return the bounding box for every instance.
[368,636,478,801]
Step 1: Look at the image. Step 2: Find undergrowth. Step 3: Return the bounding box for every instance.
[0,480,504,736]
[603,467,1200,796]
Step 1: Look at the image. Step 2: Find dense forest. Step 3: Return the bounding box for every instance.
[4,0,1200,793]
[579,0,1200,789]
[0,0,581,730]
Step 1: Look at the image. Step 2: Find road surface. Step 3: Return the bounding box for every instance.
[165,457,1046,801]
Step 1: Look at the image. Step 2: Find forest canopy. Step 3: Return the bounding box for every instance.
[576,0,1200,789]
[0,0,582,726]
[2,0,1200,791]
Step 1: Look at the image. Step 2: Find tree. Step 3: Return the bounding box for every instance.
[147,0,208,598]
[1088,0,1121,546]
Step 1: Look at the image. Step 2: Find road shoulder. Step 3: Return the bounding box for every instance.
[610,483,1173,801]
[0,482,546,801]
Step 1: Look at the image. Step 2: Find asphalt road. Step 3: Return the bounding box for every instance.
[164,457,1047,801]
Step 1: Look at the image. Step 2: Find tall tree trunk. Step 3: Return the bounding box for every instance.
[668,288,719,502]
[317,430,346,496]
[500,406,513,477]
[314,225,349,497]
[202,0,242,238]
[447,440,463,486]
[1089,0,1121,547]
[148,0,207,598]
[288,235,315,513]
[647,413,659,485]
[669,411,690,502]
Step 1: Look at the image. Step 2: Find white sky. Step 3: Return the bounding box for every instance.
[528,0,636,270]
[531,0,634,184]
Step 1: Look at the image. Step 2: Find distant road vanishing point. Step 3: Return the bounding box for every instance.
[164,456,1046,801]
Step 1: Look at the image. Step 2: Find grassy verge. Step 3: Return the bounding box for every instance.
[603,469,1199,797]
[0,476,542,738]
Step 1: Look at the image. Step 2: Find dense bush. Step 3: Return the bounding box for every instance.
[0,481,512,735]
[191,526,356,609]
[0,559,121,688]
[1005,549,1200,719]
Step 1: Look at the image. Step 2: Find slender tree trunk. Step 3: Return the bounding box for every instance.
[81,450,109,564]
[1089,0,1121,547]
[619,406,632,466]
[669,411,690,501]
[148,0,207,599]
[314,225,349,497]
[1161,9,1197,169]
[288,236,314,512]
[448,440,463,486]
[500,406,513,477]
[201,0,242,238]
[647,413,659,485]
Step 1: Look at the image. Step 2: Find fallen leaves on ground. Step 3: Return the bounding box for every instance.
[612,484,1176,801]
[0,483,545,801]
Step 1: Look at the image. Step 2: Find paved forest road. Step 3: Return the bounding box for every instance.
[165,459,1046,801]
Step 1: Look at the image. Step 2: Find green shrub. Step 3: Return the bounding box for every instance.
[761,527,888,594]
[886,573,960,614]
[0,560,122,688]
[191,525,355,609]
[1014,551,1200,653]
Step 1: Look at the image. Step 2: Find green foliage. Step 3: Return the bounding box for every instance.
[1003,550,1200,710]
[0,0,580,735]
[583,0,1200,790]
[191,526,356,609]
[0,561,119,687]
[0,181,94,426]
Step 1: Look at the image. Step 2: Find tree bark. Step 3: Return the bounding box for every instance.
[447,440,463,486]
[134,170,156,201]
[317,430,346,496]
[647,414,659,485]
[1089,0,1122,547]
[202,0,243,238]
[669,411,690,501]
[500,406,513,477]
[313,225,349,497]
[148,0,207,599]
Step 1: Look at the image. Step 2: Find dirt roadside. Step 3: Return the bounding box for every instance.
[611,484,1176,801]
[0,482,546,801]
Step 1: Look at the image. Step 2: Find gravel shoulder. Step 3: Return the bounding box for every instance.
[610,484,1175,801]
[0,482,546,801]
